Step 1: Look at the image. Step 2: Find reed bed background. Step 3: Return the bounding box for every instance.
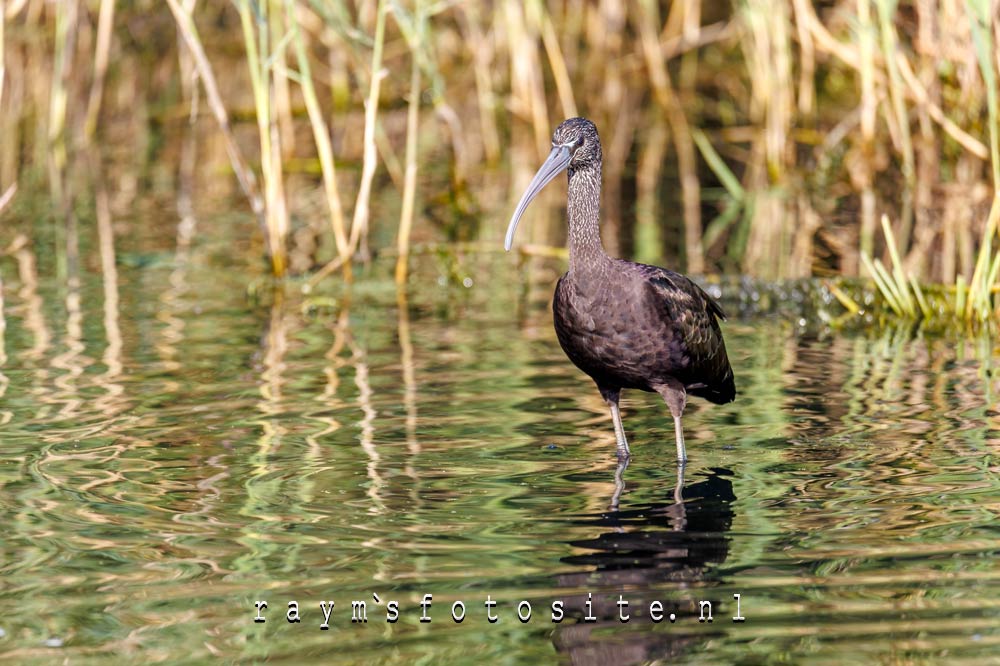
[0,0,998,325]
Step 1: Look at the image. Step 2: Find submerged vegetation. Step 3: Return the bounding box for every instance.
[0,0,998,326]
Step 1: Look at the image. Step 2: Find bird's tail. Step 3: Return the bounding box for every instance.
[691,368,736,405]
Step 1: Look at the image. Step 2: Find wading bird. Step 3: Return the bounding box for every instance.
[505,118,735,462]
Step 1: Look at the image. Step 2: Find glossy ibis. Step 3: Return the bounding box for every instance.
[504,117,735,462]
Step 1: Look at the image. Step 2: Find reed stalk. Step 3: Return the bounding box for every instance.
[964,0,1000,321]
[395,34,420,286]
[588,1,627,258]
[237,0,289,277]
[530,0,577,119]
[965,195,999,320]
[458,4,501,163]
[373,121,404,188]
[0,182,15,215]
[392,0,425,286]
[285,0,350,274]
[862,250,903,316]
[394,1,466,188]
[966,0,1000,190]
[347,0,387,259]
[790,0,814,116]
[271,2,295,160]
[880,213,916,315]
[83,0,115,140]
[165,0,263,216]
[678,0,700,93]
[740,0,793,278]
[48,0,77,179]
[876,0,914,189]
[636,0,703,273]
[895,51,988,160]
[856,0,877,269]
[862,216,913,318]
[634,119,668,265]
[876,0,916,259]
[505,0,550,159]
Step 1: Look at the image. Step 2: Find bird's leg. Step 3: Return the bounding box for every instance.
[610,454,630,512]
[610,401,631,459]
[673,416,686,462]
[669,460,688,531]
[599,386,630,459]
[656,380,688,463]
[674,459,686,505]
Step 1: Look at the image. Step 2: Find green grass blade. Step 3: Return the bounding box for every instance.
[908,273,931,319]
[692,129,745,202]
[875,257,912,316]
[862,252,903,316]
[880,214,915,315]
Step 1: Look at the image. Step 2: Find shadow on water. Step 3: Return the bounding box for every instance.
[551,463,736,665]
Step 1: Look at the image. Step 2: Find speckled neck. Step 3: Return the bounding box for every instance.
[566,162,609,275]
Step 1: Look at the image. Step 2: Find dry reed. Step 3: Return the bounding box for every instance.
[347,0,387,260]
[237,0,289,277]
[165,0,263,215]
[0,0,996,324]
[0,182,15,215]
[393,0,423,286]
[285,0,350,274]
[82,0,114,139]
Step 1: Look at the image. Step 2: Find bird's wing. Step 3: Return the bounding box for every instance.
[644,268,727,366]
[641,266,735,401]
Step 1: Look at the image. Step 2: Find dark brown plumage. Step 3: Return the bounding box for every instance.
[505,117,735,462]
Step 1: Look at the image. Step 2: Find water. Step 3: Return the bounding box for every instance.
[0,231,998,664]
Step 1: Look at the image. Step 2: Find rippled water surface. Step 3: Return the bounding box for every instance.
[0,234,998,665]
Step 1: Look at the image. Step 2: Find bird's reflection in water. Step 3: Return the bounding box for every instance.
[552,462,736,665]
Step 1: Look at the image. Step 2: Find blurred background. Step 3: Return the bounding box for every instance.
[1,0,999,313]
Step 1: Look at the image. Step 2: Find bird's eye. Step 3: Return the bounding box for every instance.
[573,136,585,150]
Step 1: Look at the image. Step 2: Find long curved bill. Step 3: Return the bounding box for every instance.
[504,145,572,251]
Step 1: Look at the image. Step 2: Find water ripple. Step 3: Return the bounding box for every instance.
[0,258,996,663]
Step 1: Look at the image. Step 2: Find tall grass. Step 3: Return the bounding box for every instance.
[392,0,425,286]
[0,0,997,324]
[964,0,1000,323]
[0,182,14,216]
[284,0,350,275]
[46,0,76,190]
[237,0,289,277]
[82,0,113,140]
[165,0,264,216]
[347,0,387,262]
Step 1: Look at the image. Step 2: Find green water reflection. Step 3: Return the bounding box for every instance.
[0,244,997,665]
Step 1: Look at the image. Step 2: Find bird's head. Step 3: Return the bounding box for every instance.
[504,117,602,251]
[551,117,602,170]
